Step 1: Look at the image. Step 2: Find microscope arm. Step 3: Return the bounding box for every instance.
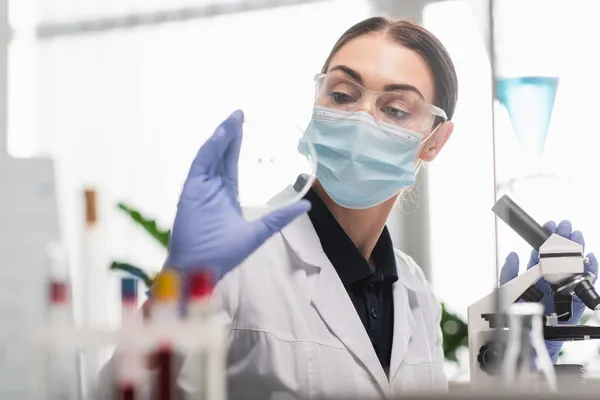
[468,263,542,332]
[497,263,542,308]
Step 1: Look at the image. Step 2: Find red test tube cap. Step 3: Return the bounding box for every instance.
[189,270,214,299]
[49,281,68,304]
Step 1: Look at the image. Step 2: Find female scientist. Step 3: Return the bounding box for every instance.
[161,17,596,398]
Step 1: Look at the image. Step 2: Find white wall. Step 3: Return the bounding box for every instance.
[0,0,7,153]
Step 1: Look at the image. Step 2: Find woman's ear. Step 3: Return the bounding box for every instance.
[418,121,454,162]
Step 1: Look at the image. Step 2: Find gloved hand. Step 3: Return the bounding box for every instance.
[165,110,311,281]
[500,220,598,362]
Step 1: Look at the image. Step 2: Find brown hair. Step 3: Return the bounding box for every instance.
[321,17,458,121]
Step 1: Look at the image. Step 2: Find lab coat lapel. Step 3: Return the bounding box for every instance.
[312,263,390,391]
[389,254,418,384]
[280,215,390,392]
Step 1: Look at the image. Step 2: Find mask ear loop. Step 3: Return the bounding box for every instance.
[396,121,445,213]
[414,121,443,175]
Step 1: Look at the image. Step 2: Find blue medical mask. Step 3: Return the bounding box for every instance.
[299,106,436,209]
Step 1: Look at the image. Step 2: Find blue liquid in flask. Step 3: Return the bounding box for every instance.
[495,76,559,162]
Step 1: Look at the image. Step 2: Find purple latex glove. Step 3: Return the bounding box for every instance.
[165,110,311,281]
[500,220,598,363]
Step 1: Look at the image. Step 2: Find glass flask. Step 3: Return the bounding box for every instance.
[501,302,557,392]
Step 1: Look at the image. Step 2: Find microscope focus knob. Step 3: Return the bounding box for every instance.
[477,342,504,375]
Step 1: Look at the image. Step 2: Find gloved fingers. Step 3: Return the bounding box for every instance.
[188,126,226,178]
[222,110,244,185]
[556,220,573,239]
[189,112,240,178]
[570,230,585,252]
[499,252,520,285]
[251,200,312,248]
[585,253,598,284]
[207,111,245,177]
[527,249,539,270]
[527,221,556,269]
[543,220,557,234]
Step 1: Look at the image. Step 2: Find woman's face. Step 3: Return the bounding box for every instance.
[318,33,452,162]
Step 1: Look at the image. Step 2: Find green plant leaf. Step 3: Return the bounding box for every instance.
[440,302,469,363]
[109,261,154,288]
[117,202,170,248]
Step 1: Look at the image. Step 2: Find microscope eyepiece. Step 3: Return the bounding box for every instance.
[492,195,552,251]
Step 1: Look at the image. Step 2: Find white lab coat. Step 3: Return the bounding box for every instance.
[95,211,447,400]
[207,211,447,399]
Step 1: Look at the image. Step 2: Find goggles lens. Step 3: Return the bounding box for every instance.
[315,71,447,134]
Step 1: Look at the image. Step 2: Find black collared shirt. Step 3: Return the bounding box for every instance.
[304,188,398,374]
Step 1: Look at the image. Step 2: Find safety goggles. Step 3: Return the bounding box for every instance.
[314,71,448,134]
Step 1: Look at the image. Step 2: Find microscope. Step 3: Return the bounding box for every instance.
[468,194,600,386]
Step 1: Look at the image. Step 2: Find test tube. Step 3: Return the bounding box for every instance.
[151,269,181,400]
[121,277,138,326]
[44,243,78,400]
[187,271,214,400]
[47,242,71,323]
[116,277,140,400]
